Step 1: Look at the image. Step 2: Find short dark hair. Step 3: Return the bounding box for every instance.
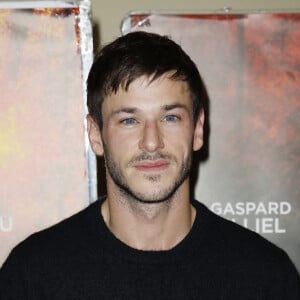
[87,31,207,128]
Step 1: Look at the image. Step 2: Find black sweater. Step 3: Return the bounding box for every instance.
[0,199,299,299]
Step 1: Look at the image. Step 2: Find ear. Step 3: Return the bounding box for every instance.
[87,115,104,156]
[193,109,205,151]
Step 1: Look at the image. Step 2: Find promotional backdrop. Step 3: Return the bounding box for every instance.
[122,12,300,271]
[0,0,94,266]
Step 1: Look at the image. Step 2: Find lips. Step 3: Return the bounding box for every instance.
[134,160,170,172]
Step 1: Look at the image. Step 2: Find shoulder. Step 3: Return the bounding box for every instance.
[192,200,295,266]
[0,199,103,298]
[192,200,300,296]
[5,199,102,263]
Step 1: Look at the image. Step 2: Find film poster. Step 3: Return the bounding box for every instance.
[0,7,91,265]
[123,12,300,271]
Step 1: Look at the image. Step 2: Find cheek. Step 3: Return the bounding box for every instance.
[167,126,194,146]
[166,135,193,160]
[112,128,142,151]
[104,131,138,162]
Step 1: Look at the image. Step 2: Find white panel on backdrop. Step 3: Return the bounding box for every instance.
[0,0,96,266]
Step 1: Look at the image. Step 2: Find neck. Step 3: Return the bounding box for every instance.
[101,180,196,251]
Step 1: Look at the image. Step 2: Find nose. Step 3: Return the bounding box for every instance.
[139,121,164,153]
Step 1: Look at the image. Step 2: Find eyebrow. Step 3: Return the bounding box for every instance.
[111,103,189,117]
[111,107,138,117]
[162,104,189,112]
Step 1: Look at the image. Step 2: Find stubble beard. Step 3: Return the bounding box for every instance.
[102,142,192,205]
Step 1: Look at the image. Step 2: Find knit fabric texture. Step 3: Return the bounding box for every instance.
[0,198,299,299]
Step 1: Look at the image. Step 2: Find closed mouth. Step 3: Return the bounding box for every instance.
[133,160,170,172]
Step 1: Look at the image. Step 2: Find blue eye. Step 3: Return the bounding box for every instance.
[164,115,179,122]
[121,118,137,125]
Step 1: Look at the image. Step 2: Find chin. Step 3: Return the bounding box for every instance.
[128,184,177,204]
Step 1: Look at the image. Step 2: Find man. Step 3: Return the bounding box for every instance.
[0,31,299,299]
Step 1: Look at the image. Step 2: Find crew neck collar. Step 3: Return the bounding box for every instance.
[88,197,213,264]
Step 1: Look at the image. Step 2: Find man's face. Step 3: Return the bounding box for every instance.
[89,74,204,203]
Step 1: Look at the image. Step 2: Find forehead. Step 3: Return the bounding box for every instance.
[102,74,192,113]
